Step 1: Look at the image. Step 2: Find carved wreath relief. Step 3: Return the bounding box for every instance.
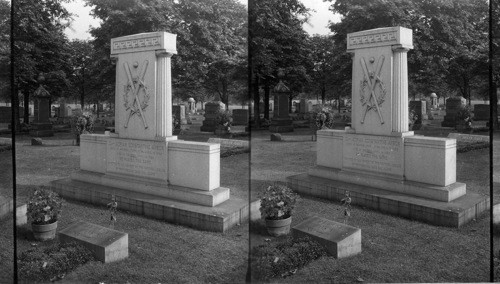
[123,60,150,129]
[359,55,386,124]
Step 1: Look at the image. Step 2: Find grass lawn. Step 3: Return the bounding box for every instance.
[250,127,490,283]
[0,148,14,283]
[12,130,250,283]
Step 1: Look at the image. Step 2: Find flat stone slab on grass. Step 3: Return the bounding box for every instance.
[207,138,249,148]
[59,221,128,263]
[292,216,361,259]
[447,133,489,143]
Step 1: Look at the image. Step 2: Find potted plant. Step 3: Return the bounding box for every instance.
[27,187,63,241]
[215,110,232,135]
[259,184,298,237]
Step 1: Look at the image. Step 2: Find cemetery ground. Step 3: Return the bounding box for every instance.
[0,145,14,283]
[6,118,251,283]
[250,124,489,283]
[492,130,500,281]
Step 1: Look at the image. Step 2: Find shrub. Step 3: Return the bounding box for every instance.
[215,110,232,131]
[251,236,326,281]
[18,241,95,282]
[259,184,298,220]
[71,109,95,135]
[27,187,63,225]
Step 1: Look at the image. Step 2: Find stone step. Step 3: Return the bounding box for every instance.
[51,178,259,232]
[287,173,489,227]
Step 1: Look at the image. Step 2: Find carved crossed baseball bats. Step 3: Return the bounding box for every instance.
[360,56,385,124]
[124,60,149,129]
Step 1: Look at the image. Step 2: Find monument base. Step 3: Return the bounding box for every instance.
[51,178,259,232]
[287,173,489,227]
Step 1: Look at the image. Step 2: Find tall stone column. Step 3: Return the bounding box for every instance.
[391,47,410,133]
[155,52,174,138]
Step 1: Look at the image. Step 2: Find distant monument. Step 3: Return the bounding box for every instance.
[51,32,253,232]
[287,27,488,227]
[441,97,466,127]
[30,74,54,137]
[269,69,293,133]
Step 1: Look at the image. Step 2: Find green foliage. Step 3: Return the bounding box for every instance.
[27,187,63,225]
[18,241,95,282]
[455,105,473,129]
[259,184,298,220]
[251,236,326,281]
[312,105,335,129]
[71,110,96,135]
[327,0,488,103]
[86,0,247,107]
[215,110,232,131]
[0,0,10,103]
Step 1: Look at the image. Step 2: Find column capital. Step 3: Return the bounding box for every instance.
[391,45,412,53]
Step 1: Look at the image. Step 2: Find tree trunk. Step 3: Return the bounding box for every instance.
[23,91,29,124]
[253,74,260,128]
[321,84,326,105]
[492,85,499,130]
[264,78,270,120]
[12,86,21,130]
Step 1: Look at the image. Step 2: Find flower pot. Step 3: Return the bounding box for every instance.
[265,216,292,237]
[32,221,58,241]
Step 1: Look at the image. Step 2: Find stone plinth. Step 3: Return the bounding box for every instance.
[287,27,488,227]
[442,97,466,127]
[200,101,225,132]
[16,204,27,226]
[292,216,361,259]
[232,109,249,126]
[59,221,128,263]
[409,100,427,124]
[473,104,489,121]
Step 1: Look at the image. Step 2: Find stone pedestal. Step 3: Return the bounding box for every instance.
[50,32,255,232]
[269,76,293,133]
[30,80,53,137]
[200,101,225,132]
[287,27,488,227]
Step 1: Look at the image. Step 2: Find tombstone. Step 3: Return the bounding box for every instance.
[59,99,68,118]
[200,101,225,132]
[409,100,427,124]
[29,74,54,137]
[50,32,252,232]
[473,104,489,121]
[187,97,196,114]
[269,70,293,133]
[172,104,187,127]
[232,109,249,126]
[287,27,487,227]
[441,97,466,127]
[430,93,438,109]
[292,216,361,259]
[59,221,128,263]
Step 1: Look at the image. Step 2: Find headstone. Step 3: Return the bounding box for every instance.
[441,97,466,127]
[232,109,249,126]
[269,70,293,133]
[29,74,54,137]
[299,99,310,114]
[200,101,226,132]
[287,26,487,227]
[409,100,427,124]
[270,133,282,141]
[430,93,438,109]
[31,138,43,145]
[172,104,187,125]
[59,221,128,263]
[292,216,361,259]
[187,98,196,114]
[473,104,489,121]
[50,32,251,232]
